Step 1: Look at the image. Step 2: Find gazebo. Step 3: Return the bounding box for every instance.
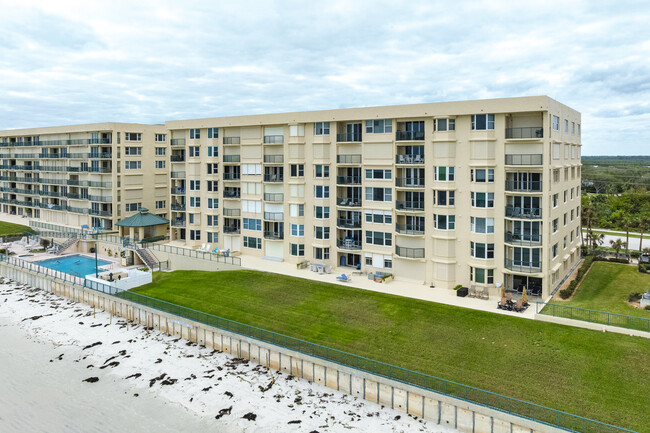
[116,208,169,242]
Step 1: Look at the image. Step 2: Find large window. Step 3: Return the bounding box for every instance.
[314,226,330,240]
[314,122,330,135]
[290,243,305,257]
[189,146,200,157]
[471,192,495,208]
[125,203,141,212]
[125,161,141,170]
[243,236,261,249]
[365,119,392,133]
[552,116,559,131]
[434,214,455,230]
[365,210,392,224]
[314,185,330,198]
[314,247,329,260]
[470,267,494,284]
[471,242,494,259]
[365,231,392,246]
[189,180,200,191]
[207,127,218,138]
[290,164,304,177]
[190,128,200,139]
[314,206,330,219]
[290,224,304,236]
[365,169,391,179]
[434,118,455,131]
[315,165,329,178]
[125,132,141,141]
[471,217,494,233]
[155,134,166,142]
[471,169,494,183]
[434,166,455,181]
[471,114,495,130]
[434,190,455,206]
[125,147,141,155]
[365,187,392,202]
[243,218,261,231]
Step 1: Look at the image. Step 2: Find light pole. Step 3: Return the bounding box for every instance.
[95,242,99,278]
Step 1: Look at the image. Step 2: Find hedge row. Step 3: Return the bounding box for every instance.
[559,255,595,299]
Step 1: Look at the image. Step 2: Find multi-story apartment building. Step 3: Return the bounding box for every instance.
[165,96,582,298]
[0,123,169,232]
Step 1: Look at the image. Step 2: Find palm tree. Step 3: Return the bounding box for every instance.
[609,238,626,259]
[581,194,594,247]
[588,232,605,253]
[637,213,650,253]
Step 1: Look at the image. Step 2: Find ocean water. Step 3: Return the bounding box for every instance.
[0,317,227,433]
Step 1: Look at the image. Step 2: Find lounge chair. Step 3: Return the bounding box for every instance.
[336,274,351,282]
[223,249,230,257]
[204,244,211,253]
[212,247,220,255]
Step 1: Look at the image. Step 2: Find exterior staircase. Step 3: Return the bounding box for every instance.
[55,236,78,255]
[135,248,158,269]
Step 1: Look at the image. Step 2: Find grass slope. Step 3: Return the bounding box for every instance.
[0,221,34,237]
[133,270,650,430]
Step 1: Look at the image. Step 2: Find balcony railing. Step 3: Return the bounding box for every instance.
[171,219,186,227]
[87,181,112,188]
[87,167,112,173]
[264,174,284,182]
[336,154,362,164]
[223,173,241,181]
[39,153,63,158]
[88,152,112,159]
[223,226,240,234]
[505,206,542,219]
[171,188,186,195]
[223,155,240,163]
[336,132,362,142]
[223,137,240,145]
[336,175,362,185]
[337,198,362,207]
[337,218,362,229]
[170,171,186,179]
[336,238,362,250]
[504,258,542,273]
[395,246,425,258]
[170,204,186,211]
[39,203,63,211]
[223,208,241,217]
[89,195,112,203]
[264,212,284,221]
[264,135,284,144]
[170,154,185,162]
[88,209,112,217]
[505,180,542,192]
[264,231,284,240]
[171,138,186,146]
[396,200,424,211]
[263,193,283,202]
[395,223,425,236]
[223,190,241,199]
[395,154,424,164]
[396,131,425,141]
[263,155,284,164]
[505,154,543,165]
[505,127,543,139]
[395,178,425,188]
[505,232,542,246]
[66,206,87,214]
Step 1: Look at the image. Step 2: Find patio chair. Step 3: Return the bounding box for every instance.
[414,155,423,164]
[205,244,211,253]
[325,265,332,274]
[480,287,490,300]
[212,247,220,255]
[468,285,477,298]
[397,155,405,164]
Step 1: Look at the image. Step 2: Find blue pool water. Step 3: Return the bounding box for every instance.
[36,255,112,277]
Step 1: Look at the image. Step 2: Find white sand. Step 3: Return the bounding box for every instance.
[0,280,457,433]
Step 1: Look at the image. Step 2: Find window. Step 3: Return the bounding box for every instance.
[471,217,494,234]
[365,253,392,269]
[365,231,392,246]
[553,169,560,183]
[207,180,218,192]
[155,134,166,142]
[552,193,559,208]
[314,226,330,240]
[577,124,581,135]
[470,267,494,284]
[291,224,304,236]
[434,118,455,131]
[125,132,141,141]
[365,119,392,133]
[314,247,329,260]
[190,197,201,207]
[314,122,330,135]
[552,218,558,233]
[563,190,568,203]
[189,146,200,157]
[243,236,262,249]
[552,243,558,258]
[207,146,218,157]
[365,210,392,224]
[289,125,305,137]
[571,209,575,221]
[206,215,218,226]
[207,232,218,243]
[564,213,568,226]
[190,230,201,241]
[207,163,218,175]
[242,164,262,175]
[290,243,305,257]
[207,127,218,139]
[571,122,575,135]
[365,187,392,202]
[552,115,559,131]
[155,147,166,155]
[189,180,200,191]
[471,192,494,208]
[290,164,304,177]
[125,147,142,155]
[471,114,495,130]
[125,161,141,170]
[471,169,494,183]
[155,160,166,169]
[155,200,165,209]
[564,236,567,249]
[365,169,392,179]
[290,204,304,217]
[471,242,494,259]
[125,203,141,212]
[243,218,261,231]
[434,214,455,230]
[314,185,330,198]
[564,119,568,132]
[314,206,330,219]
[434,166,455,181]
[570,188,574,200]
[315,165,329,178]
[207,198,218,209]
[434,190,455,206]
[241,200,262,213]
[190,128,200,139]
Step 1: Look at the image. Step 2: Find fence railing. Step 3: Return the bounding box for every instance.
[0,253,634,433]
[537,302,650,333]
[142,242,241,266]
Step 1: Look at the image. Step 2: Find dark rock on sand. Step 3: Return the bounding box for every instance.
[242,412,257,421]
[83,377,99,383]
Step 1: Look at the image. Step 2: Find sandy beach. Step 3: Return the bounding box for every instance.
[0,279,456,433]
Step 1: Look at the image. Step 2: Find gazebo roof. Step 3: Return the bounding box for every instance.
[116,208,169,228]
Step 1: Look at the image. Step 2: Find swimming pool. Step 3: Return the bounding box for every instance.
[36,255,112,277]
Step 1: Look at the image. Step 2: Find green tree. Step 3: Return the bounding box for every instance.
[637,213,650,253]
[609,238,626,259]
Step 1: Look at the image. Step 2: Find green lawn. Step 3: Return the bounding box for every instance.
[553,261,650,318]
[132,270,650,431]
[0,220,34,237]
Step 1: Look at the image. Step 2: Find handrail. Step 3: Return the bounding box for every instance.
[537,302,650,333]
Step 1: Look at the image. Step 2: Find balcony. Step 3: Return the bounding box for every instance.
[39,203,63,211]
[89,195,112,202]
[87,167,112,173]
[505,154,543,165]
[505,206,542,219]
[223,189,241,199]
[88,209,112,217]
[39,190,64,198]
[171,219,186,227]
[336,175,362,185]
[337,218,361,229]
[263,193,283,202]
[87,181,112,188]
[171,188,186,195]
[396,200,424,211]
[170,204,186,211]
[66,167,81,172]
[395,223,425,236]
[39,153,63,158]
[264,231,284,240]
[337,198,362,207]
[263,155,284,164]
[264,173,284,182]
[170,154,185,162]
[223,173,241,181]
[223,155,240,163]
[170,171,186,179]
[505,127,543,139]
[395,154,424,164]
[336,132,362,142]
[504,258,542,273]
[66,206,87,214]
[336,238,362,250]
[395,178,425,188]
[223,208,241,217]
[264,211,284,221]
[171,138,186,146]
[66,193,81,200]
[223,225,241,234]
[396,131,425,141]
[223,137,241,145]
[395,246,425,258]
[505,180,542,193]
[336,154,362,164]
[505,232,542,246]
[88,152,112,159]
[264,135,284,144]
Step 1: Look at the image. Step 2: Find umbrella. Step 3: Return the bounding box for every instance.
[499,283,505,299]
[522,286,529,305]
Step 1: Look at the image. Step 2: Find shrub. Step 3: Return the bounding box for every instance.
[559,288,573,299]
[628,293,642,302]
[453,284,462,291]
[40,239,51,249]
[645,306,650,311]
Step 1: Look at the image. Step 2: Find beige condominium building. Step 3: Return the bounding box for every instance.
[165,96,582,298]
[0,123,169,231]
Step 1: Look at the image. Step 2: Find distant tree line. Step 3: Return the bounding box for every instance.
[581,156,650,194]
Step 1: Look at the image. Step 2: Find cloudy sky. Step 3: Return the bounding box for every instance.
[1,0,649,155]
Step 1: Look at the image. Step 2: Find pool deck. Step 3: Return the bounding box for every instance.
[3,240,121,271]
